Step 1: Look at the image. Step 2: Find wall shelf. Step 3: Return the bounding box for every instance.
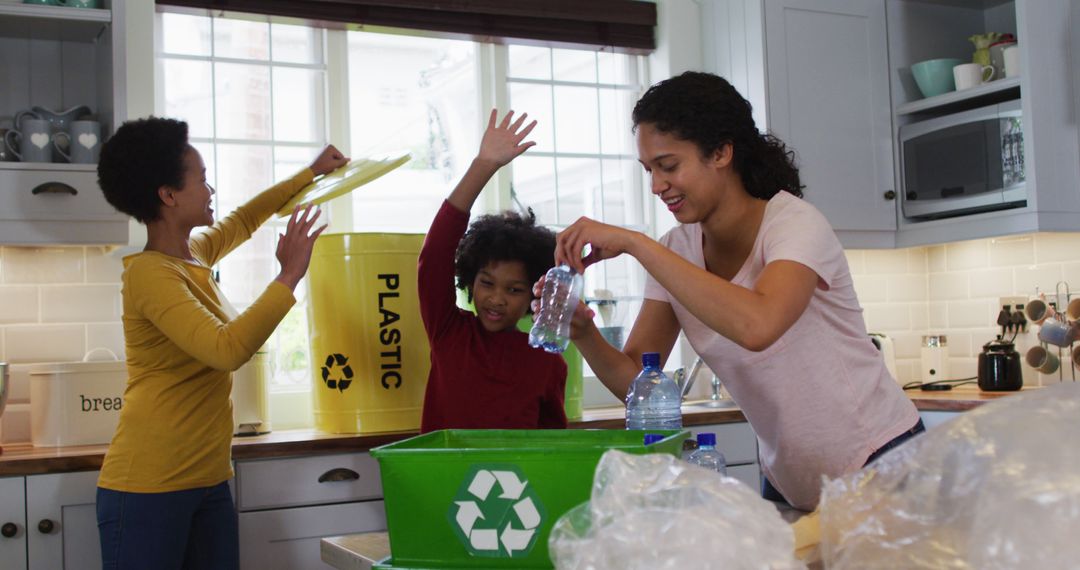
[0,4,110,42]
[0,162,97,172]
[897,76,1021,115]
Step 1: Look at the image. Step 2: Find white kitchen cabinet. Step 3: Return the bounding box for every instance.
[711,0,1080,248]
[0,2,128,245]
[239,500,387,570]
[764,0,897,243]
[920,410,962,431]
[25,470,101,570]
[0,476,28,570]
[235,452,388,570]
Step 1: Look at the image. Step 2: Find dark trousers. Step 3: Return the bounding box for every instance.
[761,419,926,505]
[97,481,239,570]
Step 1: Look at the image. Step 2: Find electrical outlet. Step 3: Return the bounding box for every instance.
[999,296,1031,332]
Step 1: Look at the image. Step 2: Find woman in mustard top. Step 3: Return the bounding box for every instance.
[94,117,348,569]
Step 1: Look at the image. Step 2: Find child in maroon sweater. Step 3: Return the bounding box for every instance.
[417,109,568,432]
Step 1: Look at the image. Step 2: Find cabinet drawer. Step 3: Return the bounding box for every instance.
[689,422,758,465]
[726,463,761,492]
[239,500,386,570]
[0,167,127,245]
[236,452,382,511]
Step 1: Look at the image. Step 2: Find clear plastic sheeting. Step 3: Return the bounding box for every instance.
[820,382,1080,569]
[549,450,805,570]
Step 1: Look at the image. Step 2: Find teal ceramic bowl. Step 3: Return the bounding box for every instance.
[911,58,964,98]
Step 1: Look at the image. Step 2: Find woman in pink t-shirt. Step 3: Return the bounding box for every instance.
[549,72,921,510]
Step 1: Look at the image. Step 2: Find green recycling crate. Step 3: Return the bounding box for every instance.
[369,428,689,569]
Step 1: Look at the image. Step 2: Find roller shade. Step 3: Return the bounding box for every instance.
[156,0,657,53]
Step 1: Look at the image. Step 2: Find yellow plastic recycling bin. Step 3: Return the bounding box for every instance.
[307,233,430,433]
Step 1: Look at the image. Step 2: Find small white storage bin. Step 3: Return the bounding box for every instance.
[30,352,127,447]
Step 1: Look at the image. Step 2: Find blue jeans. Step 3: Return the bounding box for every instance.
[761,419,926,505]
[97,481,239,570]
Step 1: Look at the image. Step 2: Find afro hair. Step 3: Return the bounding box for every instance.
[97,117,189,223]
[455,208,555,312]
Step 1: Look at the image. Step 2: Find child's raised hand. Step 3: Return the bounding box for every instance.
[477,109,537,167]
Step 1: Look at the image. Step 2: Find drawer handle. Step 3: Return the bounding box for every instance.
[32,182,78,196]
[318,468,360,483]
[1,522,17,538]
[37,519,55,534]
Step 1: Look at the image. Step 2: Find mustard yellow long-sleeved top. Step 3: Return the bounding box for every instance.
[98,168,314,493]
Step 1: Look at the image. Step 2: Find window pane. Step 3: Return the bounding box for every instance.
[597,52,636,85]
[190,141,217,189]
[162,59,214,138]
[347,32,479,233]
[274,146,320,183]
[508,82,554,153]
[555,157,601,224]
[600,159,644,227]
[268,306,313,388]
[162,13,211,56]
[512,155,557,226]
[213,144,273,216]
[273,68,325,143]
[554,86,600,154]
[271,23,321,64]
[213,18,270,60]
[508,45,551,80]
[214,63,272,140]
[552,48,596,83]
[213,144,274,304]
[598,88,637,156]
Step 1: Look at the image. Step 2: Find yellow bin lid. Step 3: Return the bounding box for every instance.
[276,152,411,217]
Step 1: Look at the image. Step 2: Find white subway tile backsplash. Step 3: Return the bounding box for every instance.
[1,247,84,284]
[1034,233,1080,264]
[864,304,910,331]
[40,285,122,323]
[0,286,39,324]
[945,331,973,357]
[852,274,890,303]
[865,248,909,274]
[844,250,865,275]
[895,360,917,384]
[927,245,946,273]
[887,274,927,302]
[86,247,125,283]
[910,305,929,330]
[1063,263,1080,289]
[949,358,978,380]
[4,324,85,363]
[1014,265,1064,298]
[929,302,948,329]
[967,268,1014,298]
[87,323,126,360]
[891,332,922,359]
[945,239,989,271]
[929,272,968,300]
[988,235,1034,267]
[948,300,994,328]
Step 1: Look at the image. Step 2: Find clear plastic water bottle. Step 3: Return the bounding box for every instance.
[528,265,583,353]
[625,352,683,430]
[687,432,727,475]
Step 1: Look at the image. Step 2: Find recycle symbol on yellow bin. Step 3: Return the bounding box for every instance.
[448,464,545,558]
[321,353,353,392]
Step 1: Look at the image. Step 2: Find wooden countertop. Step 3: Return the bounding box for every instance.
[0,386,1022,477]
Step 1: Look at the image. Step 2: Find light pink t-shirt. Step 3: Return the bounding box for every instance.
[645,191,919,510]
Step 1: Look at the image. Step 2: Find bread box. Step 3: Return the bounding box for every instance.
[29,353,127,447]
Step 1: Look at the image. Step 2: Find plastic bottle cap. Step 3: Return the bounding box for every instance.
[643,434,665,445]
[696,432,716,446]
[642,352,660,368]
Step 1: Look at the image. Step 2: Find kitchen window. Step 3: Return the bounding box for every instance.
[157,12,652,405]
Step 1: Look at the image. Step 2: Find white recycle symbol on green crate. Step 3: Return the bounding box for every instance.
[448,464,546,558]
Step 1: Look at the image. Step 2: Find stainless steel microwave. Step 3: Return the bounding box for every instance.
[899,99,1026,220]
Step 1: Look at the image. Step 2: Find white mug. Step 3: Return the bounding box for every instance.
[1003,45,1021,78]
[953,63,994,90]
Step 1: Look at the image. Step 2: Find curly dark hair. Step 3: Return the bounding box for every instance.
[97,117,190,223]
[455,208,555,312]
[632,71,803,200]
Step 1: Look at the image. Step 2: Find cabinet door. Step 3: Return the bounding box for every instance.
[689,422,759,465]
[239,500,386,570]
[764,0,896,233]
[0,477,27,570]
[26,471,101,570]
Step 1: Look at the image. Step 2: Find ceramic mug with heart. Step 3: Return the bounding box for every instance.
[4,118,54,163]
[53,120,101,164]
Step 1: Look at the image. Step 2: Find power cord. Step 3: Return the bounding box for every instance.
[902,377,978,391]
